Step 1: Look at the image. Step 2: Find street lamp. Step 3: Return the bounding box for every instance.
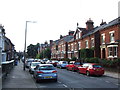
[23,21,37,70]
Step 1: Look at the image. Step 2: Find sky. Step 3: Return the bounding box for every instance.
[0,0,119,52]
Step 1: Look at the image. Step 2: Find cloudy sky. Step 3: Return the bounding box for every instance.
[0,0,119,51]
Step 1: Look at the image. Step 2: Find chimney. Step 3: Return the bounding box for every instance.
[50,40,53,45]
[100,19,106,26]
[68,30,74,36]
[86,18,94,30]
[60,35,63,39]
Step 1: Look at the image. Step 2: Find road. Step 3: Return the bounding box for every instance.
[30,67,119,88]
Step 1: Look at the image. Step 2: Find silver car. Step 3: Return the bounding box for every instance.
[57,61,68,69]
[33,64,57,83]
[29,62,41,74]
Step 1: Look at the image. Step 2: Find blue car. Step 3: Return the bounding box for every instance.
[33,64,57,83]
[57,61,68,69]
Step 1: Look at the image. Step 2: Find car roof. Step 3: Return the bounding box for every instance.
[83,63,99,65]
[31,62,41,63]
[38,64,53,66]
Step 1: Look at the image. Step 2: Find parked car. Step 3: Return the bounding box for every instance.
[29,62,41,74]
[25,58,35,68]
[33,64,57,83]
[51,60,59,67]
[66,61,83,71]
[57,61,68,69]
[77,63,104,76]
[46,60,52,64]
[41,59,48,64]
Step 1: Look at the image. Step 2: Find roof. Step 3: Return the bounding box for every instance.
[61,35,74,42]
[38,64,53,66]
[82,17,120,38]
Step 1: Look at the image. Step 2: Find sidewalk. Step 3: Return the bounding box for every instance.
[104,70,119,79]
[2,61,37,89]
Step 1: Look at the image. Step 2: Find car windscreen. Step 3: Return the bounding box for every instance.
[39,65,55,70]
[74,62,81,65]
[93,65,102,68]
[31,63,40,66]
[62,62,68,64]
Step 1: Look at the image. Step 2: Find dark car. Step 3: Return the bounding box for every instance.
[66,61,83,71]
[77,63,104,76]
[33,64,57,83]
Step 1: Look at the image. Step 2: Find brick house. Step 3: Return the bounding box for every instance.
[51,17,120,60]
[58,34,74,59]
[51,40,59,59]
[51,31,74,60]
[99,17,120,60]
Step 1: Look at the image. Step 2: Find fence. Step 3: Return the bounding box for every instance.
[2,60,14,80]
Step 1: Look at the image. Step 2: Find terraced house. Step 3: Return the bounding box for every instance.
[51,17,120,60]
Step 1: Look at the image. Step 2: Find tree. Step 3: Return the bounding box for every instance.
[27,43,40,58]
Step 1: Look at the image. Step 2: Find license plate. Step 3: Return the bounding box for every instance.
[96,69,100,71]
[45,76,52,79]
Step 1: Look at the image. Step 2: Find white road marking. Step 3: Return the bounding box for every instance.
[63,84,68,87]
[58,81,62,83]
[105,81,110,83]
[115,84,119,86]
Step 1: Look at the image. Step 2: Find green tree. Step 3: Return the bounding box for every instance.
[27,43,40,58]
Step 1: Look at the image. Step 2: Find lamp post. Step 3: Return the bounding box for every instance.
[23,21,37,70]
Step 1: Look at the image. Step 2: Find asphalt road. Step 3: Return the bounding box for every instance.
[31,67,119,88]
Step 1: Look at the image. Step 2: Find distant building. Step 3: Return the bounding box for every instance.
[0,25,15,62]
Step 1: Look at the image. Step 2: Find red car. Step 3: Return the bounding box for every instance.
[77,63,104,76]
[66,61,83,71]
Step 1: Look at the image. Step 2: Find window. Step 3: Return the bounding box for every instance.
[113,47,117,57]
[79,32,81,38]
[78,42,81,50]
[109,31,115,43]
[108,47,118,57]
[75,43,77,50]
[85,40,89,48]
[108,47,112,57]
[91,38,94,47]
[71,44,73,51]
[101,34,105,44]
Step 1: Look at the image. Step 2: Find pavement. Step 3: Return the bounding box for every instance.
[2,61,37,89]
[2,61,120,89]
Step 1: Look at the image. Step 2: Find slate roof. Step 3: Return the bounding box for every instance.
[82,17,120,38]
[61,35,74,42]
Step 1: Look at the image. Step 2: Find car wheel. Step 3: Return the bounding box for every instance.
[66,67,69,70]
[72,68,75,72]
[77,70,80,74]
[36,79,39,83]
[54,79,57,82]
[86,71,90,76]
[60,66,62,69]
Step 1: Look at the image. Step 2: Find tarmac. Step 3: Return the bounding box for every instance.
[2,60,120,89]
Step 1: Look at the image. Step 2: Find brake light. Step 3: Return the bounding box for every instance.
[52,71,57,73]
[37,71,43,73]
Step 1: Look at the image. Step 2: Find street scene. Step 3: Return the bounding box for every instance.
[2,59,119,89]
[0,0,120,90]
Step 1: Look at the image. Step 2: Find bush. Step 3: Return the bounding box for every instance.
[71,57,77,61]
[80,49,94,59]
[99,58,120,67]
[84,57,99,63]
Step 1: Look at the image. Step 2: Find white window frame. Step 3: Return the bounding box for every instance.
[78,42,81,50]
[91,38,94,47]
[85,40,89,48]
[101,33,105,44]
[109,31,115,43]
